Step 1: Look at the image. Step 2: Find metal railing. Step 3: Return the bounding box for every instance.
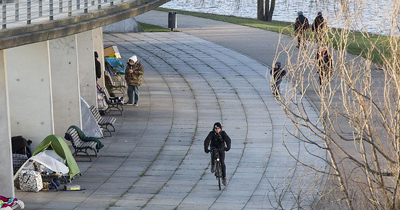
[1,0,124,29]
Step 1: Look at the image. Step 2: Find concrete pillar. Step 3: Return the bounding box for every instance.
[77,31,97,106]
[49,35,82,137]
[0,50,15,197]
[5,41,54,150]
[93,27,105,88]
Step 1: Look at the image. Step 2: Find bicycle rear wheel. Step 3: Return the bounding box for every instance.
[216,161,222,190]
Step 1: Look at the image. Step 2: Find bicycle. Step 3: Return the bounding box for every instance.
[210,148,223,190]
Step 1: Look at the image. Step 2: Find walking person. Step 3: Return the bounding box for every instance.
[270,62,287,96]
[294,11,310,48]
[125,55,144,106]
[316,47,332,86]
[312,12,326,43]
[204,122,231,186]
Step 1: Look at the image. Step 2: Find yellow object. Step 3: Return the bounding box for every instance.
[104,46,121,59]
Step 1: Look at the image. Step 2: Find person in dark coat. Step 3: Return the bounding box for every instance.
[125,55,144,106]
[270,62,287,96]
[312,12,326,43]
[94,51,101,80]
[316,47,332,85]
[204,122,231,186]
[294,11,310,48]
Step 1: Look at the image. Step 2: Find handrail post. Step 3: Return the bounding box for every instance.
[77,0,80,10]
[84,0,88,13]
[15,0,19,22]
[98,0,101,9]
[2,1,6,29]
[110,0,113,6]
[91,0,95,6]
[59,0,63,13]
[50,0,54,20]
[27,0,31,24]
[68,0,72,16]
[39,0,43,17]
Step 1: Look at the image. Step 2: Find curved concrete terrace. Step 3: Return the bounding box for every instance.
[15,31,326,209]
[0,0,169,50]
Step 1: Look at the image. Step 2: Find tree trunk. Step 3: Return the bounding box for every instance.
[265,0,275,21]
[257,0,264,21]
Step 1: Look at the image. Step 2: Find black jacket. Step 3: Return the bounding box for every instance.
[270,67,286,82]
[204,130,231,150]
[95,59,101,79]
[312,15,325,32]
[294,15,309,32]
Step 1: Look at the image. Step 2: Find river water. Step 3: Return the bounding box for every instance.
[161,0,399,35]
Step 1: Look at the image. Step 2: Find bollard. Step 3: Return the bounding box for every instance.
[168,11,177,31]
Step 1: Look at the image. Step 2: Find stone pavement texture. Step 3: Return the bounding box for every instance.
[15,11,326,209]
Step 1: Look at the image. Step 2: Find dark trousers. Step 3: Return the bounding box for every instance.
[317,67,331,86]
[297,31,306,47]
[211,147,226,178]
[272,80,282,95]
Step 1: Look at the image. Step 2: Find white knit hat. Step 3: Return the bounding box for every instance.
[129,55,138,63]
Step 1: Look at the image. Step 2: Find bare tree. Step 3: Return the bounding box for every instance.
[258,0,276,21]
[271,0,400,208]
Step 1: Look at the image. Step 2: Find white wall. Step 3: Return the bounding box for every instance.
[5,41,54,150]
[77,31,97,107]
[49,35,82,136]
[93,27,105,88]
[0,50,14,197]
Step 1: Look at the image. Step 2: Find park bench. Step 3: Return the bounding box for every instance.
[100,87,124,115]
[104,70,126,97]
[65,127,98,162]
[89,105,116,137]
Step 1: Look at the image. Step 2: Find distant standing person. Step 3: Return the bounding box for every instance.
[270,62,287,96]
[312,12,326,43]
[94,51,101,80]
[294,11,310,48]
[316,47,332,86]
[125,55,144,106]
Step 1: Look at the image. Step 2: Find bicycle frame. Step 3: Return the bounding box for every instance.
[211,148,223,190]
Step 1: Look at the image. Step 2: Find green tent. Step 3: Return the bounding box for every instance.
[33,134,80,178]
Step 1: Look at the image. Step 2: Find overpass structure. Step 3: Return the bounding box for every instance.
[0,0,168,197]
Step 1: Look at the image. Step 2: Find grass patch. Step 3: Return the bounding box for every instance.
[138,22,175,32]
[156,7,396,64]
[156,7,291,34]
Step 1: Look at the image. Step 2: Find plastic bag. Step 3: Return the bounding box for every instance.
[19,170,43,192]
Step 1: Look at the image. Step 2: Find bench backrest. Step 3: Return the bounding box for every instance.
[65,128,84,148]
[100,87,111,100]
[104,72,116,87]
[89,106,102,122]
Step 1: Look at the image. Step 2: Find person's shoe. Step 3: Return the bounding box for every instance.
[222,178,227,186]
[125,102,134,106]
[210,165,215,173]
[133,103,138,106]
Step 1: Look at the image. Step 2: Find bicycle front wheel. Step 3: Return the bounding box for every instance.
[216,161,222,190]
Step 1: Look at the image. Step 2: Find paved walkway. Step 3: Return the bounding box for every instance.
[15,11,325,209]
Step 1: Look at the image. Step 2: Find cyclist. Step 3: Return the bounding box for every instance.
[204,122,231,186]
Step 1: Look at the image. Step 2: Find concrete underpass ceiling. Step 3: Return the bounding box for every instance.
[0,0,170,50]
